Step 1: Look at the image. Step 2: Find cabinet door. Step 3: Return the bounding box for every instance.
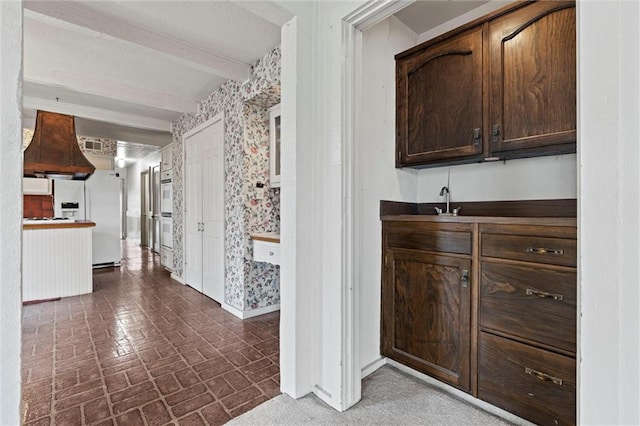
[489,1,576,157]
[396,27,483,167]
[382,249,471,391]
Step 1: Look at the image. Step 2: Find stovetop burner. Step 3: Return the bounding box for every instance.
[23,217,75,224]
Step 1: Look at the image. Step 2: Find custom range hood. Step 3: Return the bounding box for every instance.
[24,110,95,180]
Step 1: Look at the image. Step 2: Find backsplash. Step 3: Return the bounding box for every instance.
[171,46,281,312]
[23,194,54,218]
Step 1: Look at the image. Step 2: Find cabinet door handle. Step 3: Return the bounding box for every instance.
[461,269,469,288]
[525,288,564,301]
[491,124,500,143]
[473,128,481,145]
[524,367,563,386]
[526,247,564,256]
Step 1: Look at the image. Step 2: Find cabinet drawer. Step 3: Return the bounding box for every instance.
[480,262,576,353]
[253,241,280,265]
[479,333,576,426]
[385,221,471,254]
[482,233,576,267]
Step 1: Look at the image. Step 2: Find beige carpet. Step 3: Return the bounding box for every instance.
[227,365,517,425]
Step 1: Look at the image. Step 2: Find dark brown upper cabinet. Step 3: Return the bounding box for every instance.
[396,27,484,167]
[489,2,576,157]
[395,1,576,168]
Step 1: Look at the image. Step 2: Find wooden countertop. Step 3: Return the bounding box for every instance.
[381,215,576,227]
[23,220,96,230]
[250,232,280,243]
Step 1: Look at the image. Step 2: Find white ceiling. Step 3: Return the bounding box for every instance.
[394,1,490,35]
[22,0,288,150]
[22,0,491,163]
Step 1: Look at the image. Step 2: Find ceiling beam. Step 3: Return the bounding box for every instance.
[25,63,197,115]
[22,109,172,147]
[23,96,172,132]
[230,1,294,27]
[24,1,250,82]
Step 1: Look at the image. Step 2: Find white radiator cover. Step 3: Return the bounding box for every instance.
[23,227,93,301]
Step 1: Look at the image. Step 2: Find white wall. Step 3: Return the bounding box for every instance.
[578,1,640,424]
[280,12,319,401]
[416,155,577,203]
[125,152,160,241]
[0,2,22,424]
[357,15,418,373]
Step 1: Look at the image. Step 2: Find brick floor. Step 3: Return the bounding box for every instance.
[22,241,280,425]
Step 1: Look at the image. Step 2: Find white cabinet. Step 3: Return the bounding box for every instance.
[23,177,52,195]
[269,104,281,188]
[184,116,224,303]
[161,144,173,171]
[253,240,280,265]
[251,233,280,265]
[23,226,93,301]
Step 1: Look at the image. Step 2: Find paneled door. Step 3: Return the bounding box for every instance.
[185,133,203,293]
[184,114,224,303]
[201,118,224,303]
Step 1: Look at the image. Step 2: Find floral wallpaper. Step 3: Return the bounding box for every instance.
[171,46,281,313]
[77,136,117,157]
[22,128,117,157]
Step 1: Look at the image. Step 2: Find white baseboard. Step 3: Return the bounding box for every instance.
[361,357,387,378]
[386,359,534,426]
[170,273,185,285]
[222,302,280,319]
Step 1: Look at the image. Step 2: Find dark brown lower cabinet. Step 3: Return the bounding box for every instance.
[381,216,576,425]
[382,249,471,391]
[479,333,576,425]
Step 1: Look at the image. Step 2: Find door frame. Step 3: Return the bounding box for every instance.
[140,169,150,247]
[337,1,417,409]
[151,164,161,253]
[181,112,225,296]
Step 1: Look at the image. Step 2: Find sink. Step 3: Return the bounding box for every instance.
[434,207,462,216]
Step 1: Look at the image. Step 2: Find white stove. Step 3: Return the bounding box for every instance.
[23,217,75,225]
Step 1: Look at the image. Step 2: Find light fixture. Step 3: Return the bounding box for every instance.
[117,158,126,168]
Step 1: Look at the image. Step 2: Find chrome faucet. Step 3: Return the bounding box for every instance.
[440,186,450,214]
[434,186,461,216]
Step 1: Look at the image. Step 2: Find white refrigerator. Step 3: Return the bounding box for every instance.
[54,170,122,267]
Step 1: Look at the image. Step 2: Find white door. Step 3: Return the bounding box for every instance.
[185,132,203,293]
[201,118,224,302]
[184,114,224,303]
[85,171,121,265]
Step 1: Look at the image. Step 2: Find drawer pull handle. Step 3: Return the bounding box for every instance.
[526,288,564,301]
[461,269,469,288]
[525,367,563,386]
[269,251,274,256]
[526,247,564,256]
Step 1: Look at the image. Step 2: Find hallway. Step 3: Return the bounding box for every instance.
[22,241,280,425]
